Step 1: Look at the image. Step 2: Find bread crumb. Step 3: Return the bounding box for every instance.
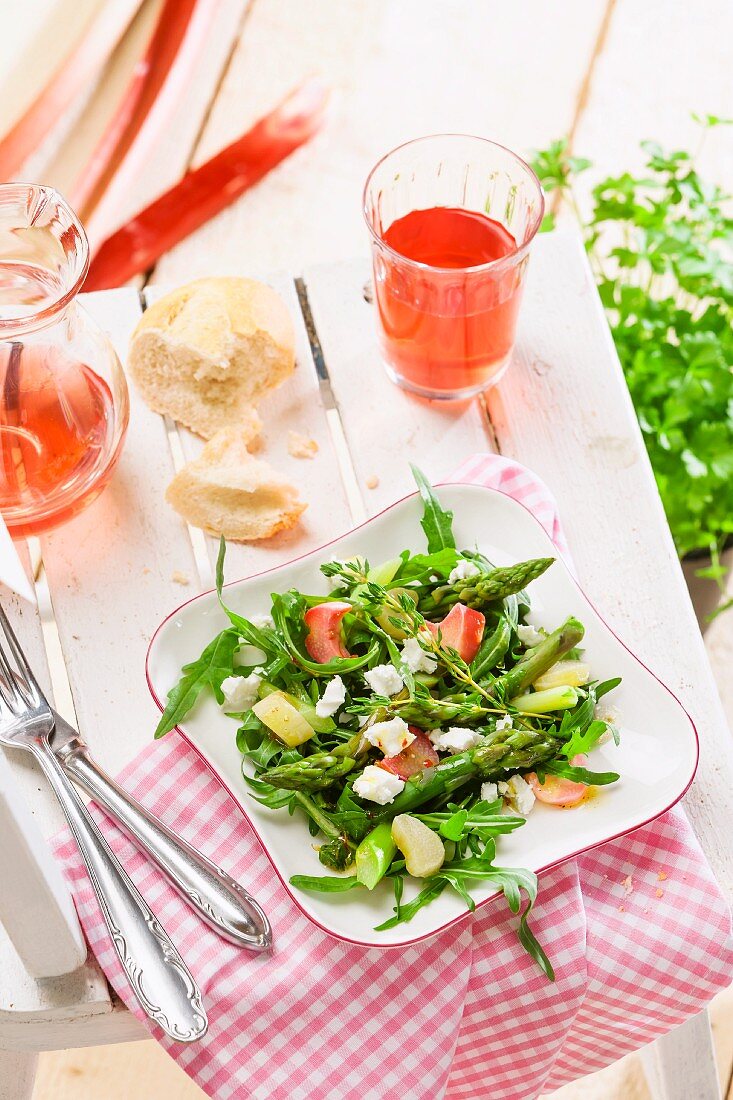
[657,870,667,881]
[365,474,379,490]
[171,571,190,585]
[142,567,151,575]
[618,905,625,912]
[622,875,634,896]
[288,431,318,459]
[655,888,664,898]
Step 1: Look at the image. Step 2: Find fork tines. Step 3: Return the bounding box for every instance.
[0,604,42,708]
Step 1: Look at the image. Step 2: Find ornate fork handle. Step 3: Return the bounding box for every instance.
[33,738,208,1042]
[58,737,271,950]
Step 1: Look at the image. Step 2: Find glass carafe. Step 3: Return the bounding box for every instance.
[0,184,129,536]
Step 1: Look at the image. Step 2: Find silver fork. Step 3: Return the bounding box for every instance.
[0,606,208,1043]
[51,708,271,951]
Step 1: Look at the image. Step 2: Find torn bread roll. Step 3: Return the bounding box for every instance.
[128,277,295,439]
[166,428,306,541]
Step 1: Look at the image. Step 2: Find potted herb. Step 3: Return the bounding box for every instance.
[531,120,733,628]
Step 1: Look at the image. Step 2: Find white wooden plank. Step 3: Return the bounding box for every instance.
[38,289,200,783]
[0,549,110,1020]
[302,259,494,515]
[0,755,86,978]
[570,0,733,218]
[566,18,733,1086]
[151,0,608,281]
[0,542,88,986]
[144,275,356,583]
[0,998,145,1052]
[486,229,733,901]
[0,545,60,830]
[0,1049,37,1100]
[640,1011,721,1100]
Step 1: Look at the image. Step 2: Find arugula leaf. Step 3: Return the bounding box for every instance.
[595,677,622,701]
[416,802,524,841]
[411,465,456,552]
[154,628,239,738]
[374,878,448,929]
[242,771,296,810]
[543,759,620,786]
[397,547,460,580]
[215,537,283,654]
[289,874,363,893]
[318,836,355,871]
[392,874,404,922]
[236,715,283,770]
[442,862,554,981]
[373,857,555,980]
[271,590,379,676]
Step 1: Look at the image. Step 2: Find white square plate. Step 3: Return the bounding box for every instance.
[146,484,698,947]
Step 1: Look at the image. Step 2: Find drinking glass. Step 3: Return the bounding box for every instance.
[363,134,544,400]
[0,185,129,536]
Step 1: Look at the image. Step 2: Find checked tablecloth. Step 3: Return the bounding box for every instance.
[53,453,733,1100]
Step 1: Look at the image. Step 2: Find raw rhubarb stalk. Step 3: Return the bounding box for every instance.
[0,0,143,180]
[84,78,329,291]
[69,0,209,219]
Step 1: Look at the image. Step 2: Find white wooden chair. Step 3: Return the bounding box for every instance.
[1,237,730,1099]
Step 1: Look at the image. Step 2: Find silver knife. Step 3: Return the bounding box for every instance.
[51,710,271,951]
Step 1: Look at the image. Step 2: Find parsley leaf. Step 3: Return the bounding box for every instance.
[531,121,733,602]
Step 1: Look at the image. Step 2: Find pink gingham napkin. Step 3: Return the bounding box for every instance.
[52,454,733,1100]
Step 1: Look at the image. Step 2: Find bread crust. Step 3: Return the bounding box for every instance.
[166,427,306,542]
[128,277,295,438]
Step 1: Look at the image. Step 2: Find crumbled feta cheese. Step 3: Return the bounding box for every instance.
[364,663,404,697]
[250,612,274,630]
[315,675,347,718]
[326,558,364,591]
[517,623,544,647]
[481,781,499,803]
[400,636,438,674]
[353,765,405,805]
[499,774,536,816]
[448,558,481,585]
[338,712,353,726]
[220,670,263,712]
[357,713,370,727]
[429,574,439,582]
[363,716,415,758]
[327,569,347,592]
[429,727,483,754]
[495,715,514,731]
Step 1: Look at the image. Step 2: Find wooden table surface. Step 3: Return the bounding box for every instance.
[0,3,732,1097]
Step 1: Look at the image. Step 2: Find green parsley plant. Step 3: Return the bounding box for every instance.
[531,119,733,616]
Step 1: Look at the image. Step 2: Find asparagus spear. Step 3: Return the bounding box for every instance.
[492,616,584,701]
[262,732,364,791]
[429,557,554,613]
[265,720,565,805]
[370,725,565,824]
[264,752,359,791]
[264,618,584,791]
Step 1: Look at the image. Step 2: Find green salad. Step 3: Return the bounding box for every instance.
[156,469,621,978]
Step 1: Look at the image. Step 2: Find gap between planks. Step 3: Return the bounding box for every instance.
[141,273,365,589]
